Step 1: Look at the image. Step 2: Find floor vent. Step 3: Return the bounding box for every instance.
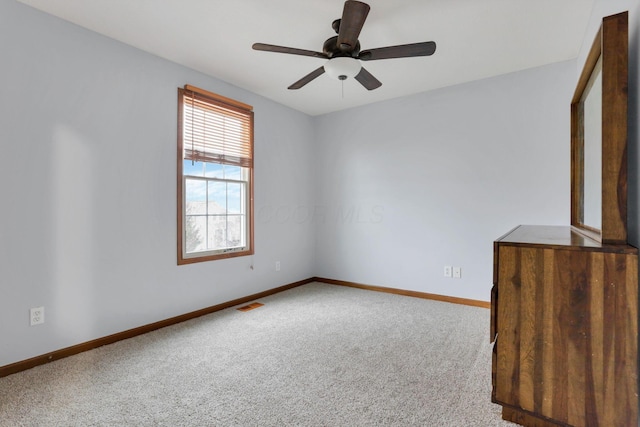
[237,302,264,312]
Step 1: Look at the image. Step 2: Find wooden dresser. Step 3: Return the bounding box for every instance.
[491,225,638,426]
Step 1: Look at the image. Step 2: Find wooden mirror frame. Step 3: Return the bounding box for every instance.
[571,11,628,244]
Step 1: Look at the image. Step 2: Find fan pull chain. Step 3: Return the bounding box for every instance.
[339,75,347,99]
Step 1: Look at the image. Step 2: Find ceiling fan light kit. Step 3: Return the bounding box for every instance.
[324,57,361,81]
[252,0,436,91]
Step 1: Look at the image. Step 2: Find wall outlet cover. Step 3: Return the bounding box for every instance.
[30,306,44,326]
[444,266,453,278]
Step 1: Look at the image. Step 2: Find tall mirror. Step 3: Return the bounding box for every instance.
[571,11,628,245]
[582,57,602,231]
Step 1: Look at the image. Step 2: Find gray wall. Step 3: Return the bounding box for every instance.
[0,0,316,366]
[313,61,574,301]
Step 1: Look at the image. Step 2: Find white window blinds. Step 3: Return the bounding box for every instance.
[181,87,253,168]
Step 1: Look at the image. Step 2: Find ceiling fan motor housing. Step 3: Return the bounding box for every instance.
[323,36,360,58]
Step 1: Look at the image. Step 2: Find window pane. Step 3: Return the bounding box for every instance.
[183,160,205,177]
[208,216,227,250]
[208,181,227,214]
[225,165,242,180]
[227,182,242,214]
[185,179,206,214]
[227,215,245,247]
[205,162,224,178]
[185,215,206,253]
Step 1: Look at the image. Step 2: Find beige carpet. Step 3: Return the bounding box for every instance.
[0,282,514,426]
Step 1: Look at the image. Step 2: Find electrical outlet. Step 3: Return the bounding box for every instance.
[275,261,281,272]
[453,267,462,278]
[444,265,452,278]
[30,307,44,326]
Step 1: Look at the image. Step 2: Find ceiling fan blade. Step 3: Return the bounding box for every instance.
[358,41,436,61]
[252,43,328,59]
[354,67,382,90]
[337,1,370,52]
[288,67,326,90]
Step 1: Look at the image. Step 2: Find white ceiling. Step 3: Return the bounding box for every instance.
[18,0,595,116]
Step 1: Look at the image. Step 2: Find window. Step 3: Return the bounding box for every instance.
[177,85,254,264]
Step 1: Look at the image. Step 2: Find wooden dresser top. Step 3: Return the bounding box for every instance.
[496,225,637,254]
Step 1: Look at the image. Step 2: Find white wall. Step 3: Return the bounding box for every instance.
[0,0,316,366]
[578,0,640,247]
[313,61,575,301]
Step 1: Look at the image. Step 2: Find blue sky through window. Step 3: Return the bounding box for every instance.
[184,160,244,212]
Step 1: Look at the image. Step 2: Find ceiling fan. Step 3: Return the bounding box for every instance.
[252,0,436,91]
